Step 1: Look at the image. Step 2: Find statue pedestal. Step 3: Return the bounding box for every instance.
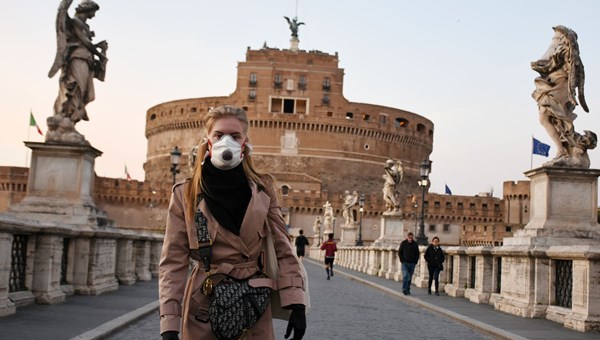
[503,167,600,247]
[290,37,299,51]
[495,167,600,330]
[339,224,357,246]
[373,213,405,246]
[8,142,112,227]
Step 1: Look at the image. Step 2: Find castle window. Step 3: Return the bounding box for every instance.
[322,94,330,106]
[190,107,197,113]
[379,113,388,124]
[345,112,354,120]
[446,202,452,209]
[429,224,436,232]
[482,203,488,210]
[434,201,441,208]
[298,75,307,90]
[327,111,333,117]
[395,118,408,128]
[249,73,257,87]
[270,97,309,114]
[322,77,331,91]
[248,89,256,101]
[364,144,370,150]
[274,74,282,88]
[417,123,426,133]
[470,203,476,209]
[458,202,464,209]
[443,224,450,232]
[362,114,371,121]
[506,226,512,232]
[286,79,294,91]
[281,185,290,196]
[284,99,294,113]
[150,113,156,120]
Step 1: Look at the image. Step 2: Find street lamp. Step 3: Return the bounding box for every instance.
[170,146,182,185]
[356,193,365,246]
[416,159,432,245]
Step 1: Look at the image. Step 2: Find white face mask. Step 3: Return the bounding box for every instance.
[209,135,244,170]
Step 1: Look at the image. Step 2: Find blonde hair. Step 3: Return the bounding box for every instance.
[184,105,272,218]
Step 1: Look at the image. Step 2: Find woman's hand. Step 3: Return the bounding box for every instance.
[284,305,306,339]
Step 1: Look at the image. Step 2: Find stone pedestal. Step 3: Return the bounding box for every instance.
[373,213,405,246]
[8,142,111,227]
[496,167,600,330]
[504,167,600,247]
[290,37,299,51]
[339,224,357,246]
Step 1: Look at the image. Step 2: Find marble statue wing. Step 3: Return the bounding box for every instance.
[48,0,74,78]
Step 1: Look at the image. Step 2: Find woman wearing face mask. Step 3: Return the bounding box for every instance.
[159,105,306,340]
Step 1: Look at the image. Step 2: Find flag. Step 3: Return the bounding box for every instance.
[29,111,43,136]
[445,184,452,195]
[124,165,132,182]
[532,137,550,157]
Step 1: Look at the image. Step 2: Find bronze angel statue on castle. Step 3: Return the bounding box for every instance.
[531,25,596,168]
[47,0,108,144]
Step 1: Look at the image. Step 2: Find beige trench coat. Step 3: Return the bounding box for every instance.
[159,177,305,340]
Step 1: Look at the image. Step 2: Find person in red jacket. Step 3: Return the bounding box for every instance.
[320,233,337,280]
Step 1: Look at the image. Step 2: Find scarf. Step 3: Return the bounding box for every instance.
[201,157,251,235]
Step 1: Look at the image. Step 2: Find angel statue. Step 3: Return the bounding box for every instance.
[322,201,334,234]
[47,0,108,144]
[342,190,358,228]
[284,16,304,38]
[532,25,596,168]
[382,159,404,212]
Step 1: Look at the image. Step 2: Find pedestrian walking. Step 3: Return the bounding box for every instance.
[320,233,337,280]
[398,232,420,295]
[424,236,445,296]
[159,105,306,340]
[295,229,310,261]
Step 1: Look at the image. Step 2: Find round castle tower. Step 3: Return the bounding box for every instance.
[144,46,434,199]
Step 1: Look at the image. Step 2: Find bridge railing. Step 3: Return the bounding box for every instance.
[309,244,600,333]
[0,219,163,317]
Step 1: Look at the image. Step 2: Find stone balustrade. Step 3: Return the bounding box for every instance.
[309,244,600,332]
[0,218,163,317]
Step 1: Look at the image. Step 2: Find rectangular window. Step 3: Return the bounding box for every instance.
[286,79,294,91]
[283,99,295,114]
[428,224,436,232]
[323,77,331,91]
[274,74,282,88]
[248,89,256,101]
[322,94,330,105]
[298,75,307,90]
[379,113,388,124]
[443,224,450,232]
[249,73,257,86]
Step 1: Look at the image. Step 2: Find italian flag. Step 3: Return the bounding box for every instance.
[124,165,132,182]
[29,112,43,136]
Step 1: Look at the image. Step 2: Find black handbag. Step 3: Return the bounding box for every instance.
[193,194,271,339]
[203,273,270,339]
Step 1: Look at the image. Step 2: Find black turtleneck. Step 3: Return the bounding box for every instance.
[201,158,251,235]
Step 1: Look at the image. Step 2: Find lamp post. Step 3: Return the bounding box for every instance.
[416,159,431,246]
[170,146,182,185]
[355,193,365,246]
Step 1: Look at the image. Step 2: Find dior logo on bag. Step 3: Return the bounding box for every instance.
[203,273,271,340]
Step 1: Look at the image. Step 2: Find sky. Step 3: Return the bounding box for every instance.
[1,0,599,199]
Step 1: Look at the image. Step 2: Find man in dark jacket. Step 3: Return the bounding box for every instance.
[295,229,310,261]
[398,232,420,295]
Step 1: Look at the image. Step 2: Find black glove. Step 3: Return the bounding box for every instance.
[284,305,306,340]
[161,331,179,340]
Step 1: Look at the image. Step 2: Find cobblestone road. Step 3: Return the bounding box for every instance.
[107,260,492,340]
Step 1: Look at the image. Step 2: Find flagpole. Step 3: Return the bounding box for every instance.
[530,135,533,170]
[25,109,31,167]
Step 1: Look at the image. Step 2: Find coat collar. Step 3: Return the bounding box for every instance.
[197,180,270,256]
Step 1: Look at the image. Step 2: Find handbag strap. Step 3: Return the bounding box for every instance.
[195,193,212,273]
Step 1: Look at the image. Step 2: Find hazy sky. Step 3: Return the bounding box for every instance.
[1,0,599,198]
